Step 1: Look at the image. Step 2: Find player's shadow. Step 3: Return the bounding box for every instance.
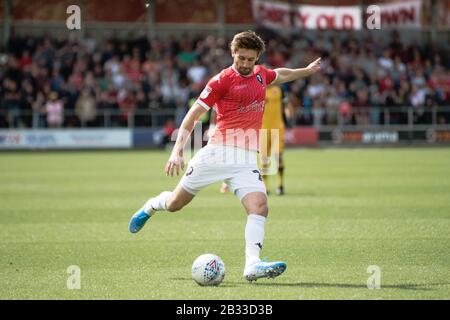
[170,278,448,291]
[242,281,448,291]
[170,277,240,288]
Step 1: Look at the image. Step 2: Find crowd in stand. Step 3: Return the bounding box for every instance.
[1,29,449,129]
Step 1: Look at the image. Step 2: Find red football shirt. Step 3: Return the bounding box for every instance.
[196,65,277,151]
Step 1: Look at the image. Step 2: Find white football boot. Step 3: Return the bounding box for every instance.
[244,261,287,281]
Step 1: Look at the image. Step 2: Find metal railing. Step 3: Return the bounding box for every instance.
[293,105,450,130]
[0,106,449,130]
[0,108,179,129]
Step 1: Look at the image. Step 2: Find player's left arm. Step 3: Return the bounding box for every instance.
[271,57,321,85]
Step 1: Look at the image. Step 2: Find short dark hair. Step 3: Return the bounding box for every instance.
[230,31,266,55]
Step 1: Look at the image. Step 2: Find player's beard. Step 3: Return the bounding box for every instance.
[238,66,252,75]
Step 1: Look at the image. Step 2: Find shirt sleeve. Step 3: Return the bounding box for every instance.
[264,67,278,85]
[196,73,227,110]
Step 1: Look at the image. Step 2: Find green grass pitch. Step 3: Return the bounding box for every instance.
[0,148,449,299]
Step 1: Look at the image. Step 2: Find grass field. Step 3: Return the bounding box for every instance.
[0,148,449,300]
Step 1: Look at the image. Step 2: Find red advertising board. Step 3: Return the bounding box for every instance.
[285,127,318,146]
[85,0,146,22]
[225,0,254,24]
[12,0,147,22]
[155,0,218,23]
[12,0,73,21]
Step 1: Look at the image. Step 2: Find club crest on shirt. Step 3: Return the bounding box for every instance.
[200,87,212,99]
[256,73,263,84]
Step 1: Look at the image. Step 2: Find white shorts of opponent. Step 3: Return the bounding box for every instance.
[180,144,267,201]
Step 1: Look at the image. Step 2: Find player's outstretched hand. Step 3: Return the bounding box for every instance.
[165,150,185,177]
[307,57,321,75]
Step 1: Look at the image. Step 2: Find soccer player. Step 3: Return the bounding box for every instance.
[129,31,321,281]
[259,83,286,196]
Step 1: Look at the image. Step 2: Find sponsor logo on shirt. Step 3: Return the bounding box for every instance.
[237,100,265,113]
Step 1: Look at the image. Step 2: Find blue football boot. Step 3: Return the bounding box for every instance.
[129,207,152,233]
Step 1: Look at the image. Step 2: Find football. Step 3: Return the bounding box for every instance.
[191,254,226,286]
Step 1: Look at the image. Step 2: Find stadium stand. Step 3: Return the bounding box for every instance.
[1,30,449,129]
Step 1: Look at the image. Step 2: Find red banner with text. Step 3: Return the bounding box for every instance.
[252,0,423,30]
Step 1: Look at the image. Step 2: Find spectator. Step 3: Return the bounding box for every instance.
[19,50,33,70]
[161,118,176,146]
[299,91,313,126]
[117,88,136,126]
[3,78,22,128]
[369,87,383,125]
[32,91,46,128]
[378,49,394,71]
[20,78,36,127]
[75,88,97,127]
[177,39,198,66]
[312,99,325,128]
[153,118,176,147]
[410,84,426,108]
[187,58,208,85]
[324,87,341,125]
[353,89,370,125]
[339,100,352,125]
[45,91,64,128]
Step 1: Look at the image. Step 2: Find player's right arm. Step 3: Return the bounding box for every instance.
[166,72,226,176]
[165,103,207,177]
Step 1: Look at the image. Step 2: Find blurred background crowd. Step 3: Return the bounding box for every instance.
[1,29,449,129]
